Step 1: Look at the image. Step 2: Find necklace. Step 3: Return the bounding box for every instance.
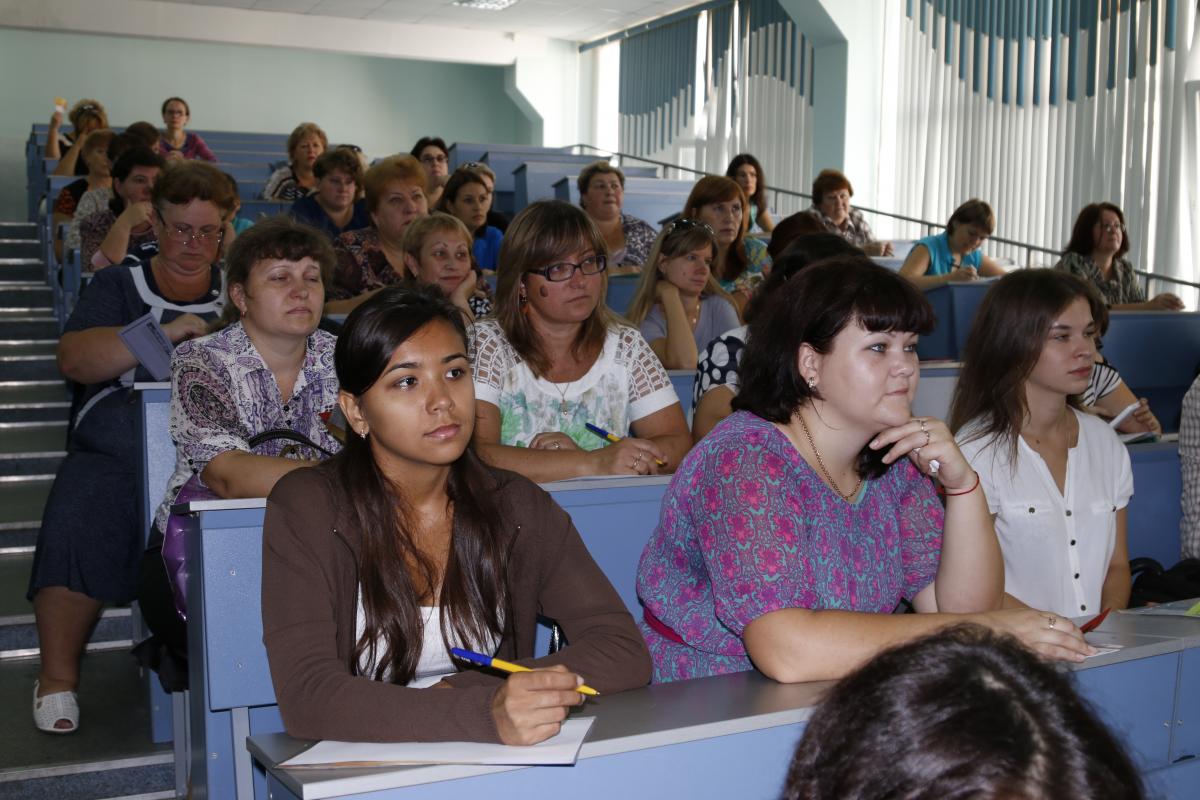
[550,379,573,417]
[796,411,863,501]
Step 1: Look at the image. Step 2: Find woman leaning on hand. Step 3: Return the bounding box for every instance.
[635,255,1094,685]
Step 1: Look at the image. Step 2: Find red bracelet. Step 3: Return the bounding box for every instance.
[938,471,980,497]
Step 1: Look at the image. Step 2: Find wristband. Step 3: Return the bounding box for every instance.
[938,471,980,497]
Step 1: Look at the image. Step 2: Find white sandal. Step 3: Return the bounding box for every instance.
[33,681,79,734]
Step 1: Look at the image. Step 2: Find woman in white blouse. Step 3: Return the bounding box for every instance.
[470,200,692,483]
[950,269,1132,619]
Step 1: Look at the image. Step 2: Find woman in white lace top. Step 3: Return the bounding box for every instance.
[469,201,692,483]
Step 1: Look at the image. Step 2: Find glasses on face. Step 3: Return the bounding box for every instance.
[421,153,448,165]
[665,218,715,237]
[1096,222,1125,233]
[530,254,607,282]
[156,209,223,245]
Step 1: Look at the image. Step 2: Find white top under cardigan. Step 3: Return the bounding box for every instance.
[956,408,1133,619]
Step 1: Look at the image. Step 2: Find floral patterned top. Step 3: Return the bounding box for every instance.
[469,319,678,449]
[803,205,876,248]
[1054,251,1145,306]
[154,322,341,531]
[615,213,659,268]
[66,187,113,252]
[331,227,492,316]
[636,411,944,683]
[717,237,771,297]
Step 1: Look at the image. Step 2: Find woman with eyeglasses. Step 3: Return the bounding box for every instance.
[157,97,217,162]
[290,149,370,242]
[1054,203,1183,310]
[577,162,658,273]
[470,201,692,483]
[624,219,739,370]
[411,136,450,208]
[30,161,235,734]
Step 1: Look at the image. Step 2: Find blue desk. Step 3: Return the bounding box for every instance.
[605,275,640,316]
[177,475,671,799]
[246,615,1200,799]
[915,282,994,361]
[514,162,657,211]
[553,177,690,232]
[1102,312,1200,432]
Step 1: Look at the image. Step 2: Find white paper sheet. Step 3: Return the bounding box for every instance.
[281,717,595,769]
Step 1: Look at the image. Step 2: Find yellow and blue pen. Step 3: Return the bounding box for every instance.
[583,422,666,467]
[450,648,599,696]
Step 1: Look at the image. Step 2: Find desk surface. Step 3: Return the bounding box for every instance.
[248,613,1200,799]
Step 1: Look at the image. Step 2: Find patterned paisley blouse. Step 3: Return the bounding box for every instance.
[636,411,944,682]
[469,319,678,449]
[153,322,341,531]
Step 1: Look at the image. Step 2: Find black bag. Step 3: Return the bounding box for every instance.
[1129,558,1200,607]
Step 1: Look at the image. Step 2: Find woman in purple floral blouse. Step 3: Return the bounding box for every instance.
[636,256,1095,684]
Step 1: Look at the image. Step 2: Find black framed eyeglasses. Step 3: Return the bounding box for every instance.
[530,254,607,282]
[665,217,715,237]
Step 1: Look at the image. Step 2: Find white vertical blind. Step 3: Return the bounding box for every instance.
[884,0,1199,294]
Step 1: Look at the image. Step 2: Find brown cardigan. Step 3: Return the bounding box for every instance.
[261,463,651,743]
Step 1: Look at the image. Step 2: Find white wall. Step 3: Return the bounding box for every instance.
[779,0,888,208]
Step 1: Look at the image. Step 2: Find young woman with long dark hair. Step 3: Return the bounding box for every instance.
[951,269,1133,619]
[262,284,650,744]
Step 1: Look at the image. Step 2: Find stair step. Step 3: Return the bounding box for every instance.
[0,355,60,382]
[0,608,133,657]
[0,651,172,796]
[0,381,70,423]
[0,257,44,280]
[0,422,66,478]
[0,284,52,306]
[0,477,54,530]
[0,311,58,340]
[0,224,37,239]
[0,340,56,357]
[0,528,38,555]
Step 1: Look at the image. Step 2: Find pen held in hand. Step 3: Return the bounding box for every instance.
[450,648,599,696]
[583,422,666,467]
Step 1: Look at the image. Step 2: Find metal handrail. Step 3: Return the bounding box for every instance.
[570,143,1200,299]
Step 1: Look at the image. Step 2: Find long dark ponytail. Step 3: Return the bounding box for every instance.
[334,284,509,684]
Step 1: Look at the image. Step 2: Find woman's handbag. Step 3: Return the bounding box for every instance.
[161,428,335,621]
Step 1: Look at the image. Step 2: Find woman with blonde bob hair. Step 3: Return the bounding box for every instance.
[683,176,771,313]
[470,200,691,483]
[625,219,740,370]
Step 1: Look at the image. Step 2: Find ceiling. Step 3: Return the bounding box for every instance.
[152,0,696,43]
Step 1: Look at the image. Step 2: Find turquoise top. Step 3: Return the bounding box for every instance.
[915,231,982,276]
